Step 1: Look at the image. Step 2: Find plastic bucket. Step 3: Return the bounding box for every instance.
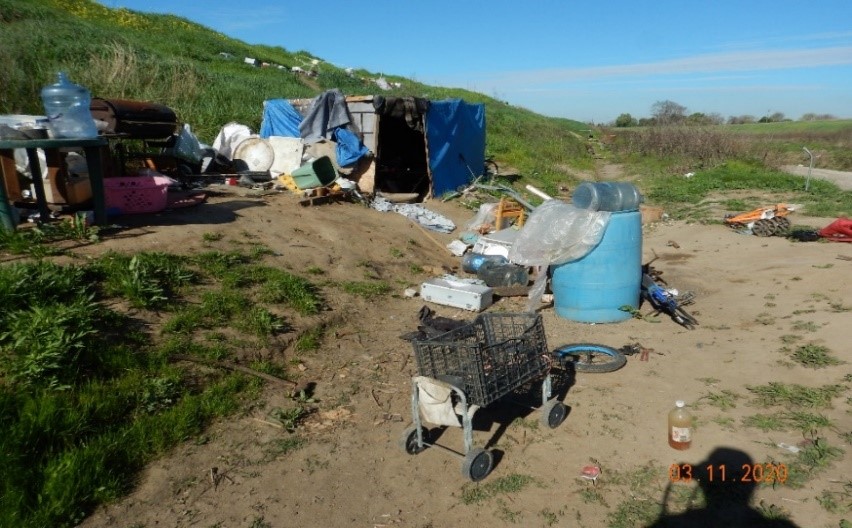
[292,156,338,189]
[551,210,642,323]
[572,182,643,212]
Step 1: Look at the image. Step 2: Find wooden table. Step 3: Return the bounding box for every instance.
[0,137,109,225]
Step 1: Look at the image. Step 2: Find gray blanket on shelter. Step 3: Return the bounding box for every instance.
[299,89,352,143]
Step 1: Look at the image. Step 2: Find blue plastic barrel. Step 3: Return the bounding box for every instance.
[551,210,642,323]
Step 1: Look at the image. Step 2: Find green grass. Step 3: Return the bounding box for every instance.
[747,382,845,409]
[790,344,843,369]
[340,280,392,299]
[644,160,852,220]
[0,245,325,527]
[459,473,537,505]
[257,268,322,316]
[294,325,324,352]
[786,438,845,488]
[700,390,741,411]
[88,251,196,309]
[743,411,832,433]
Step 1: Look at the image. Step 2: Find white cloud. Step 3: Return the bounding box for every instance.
[468,46,852,86]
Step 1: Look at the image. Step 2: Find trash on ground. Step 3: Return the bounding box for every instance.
[581,465,602,482]
[446,239,470,257]
[777,443,801,454]
[724,204,799,237]
[371,196,455,233]
[818,217,852,242]
[420,275,493,312]
[640,262,698,329]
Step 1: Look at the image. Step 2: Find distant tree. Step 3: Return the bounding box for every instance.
[727,115,756,125]
[707,112,725,125]
[686,112,709,125]
[615,113,637,127]
[801,113,836,121]
[651,100,687,125]
[770,112,786,122]
[638,117,657,127]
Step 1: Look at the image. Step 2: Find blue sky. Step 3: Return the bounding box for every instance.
[98,0,852,123]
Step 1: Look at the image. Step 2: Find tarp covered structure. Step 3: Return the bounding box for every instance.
[425,99,486,197]
[259,91,486,200]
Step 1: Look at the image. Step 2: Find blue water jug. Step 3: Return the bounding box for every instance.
[572,182,643,212]
[476,261,529,288]
[40,72,99,139]
[462,253,508,274]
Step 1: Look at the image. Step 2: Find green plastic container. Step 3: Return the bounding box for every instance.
[292,156,338,189]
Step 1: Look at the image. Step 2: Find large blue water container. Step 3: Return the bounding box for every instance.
[551,210,642,323]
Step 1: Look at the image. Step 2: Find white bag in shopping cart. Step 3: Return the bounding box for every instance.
[414,376,479,427]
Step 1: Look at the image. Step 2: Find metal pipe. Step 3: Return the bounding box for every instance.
[525,184,553,201]
[803,147,814,191]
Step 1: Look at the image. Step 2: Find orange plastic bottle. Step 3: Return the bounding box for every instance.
[668,400,693,450]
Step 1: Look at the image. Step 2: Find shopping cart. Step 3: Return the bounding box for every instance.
[400,313,568,481]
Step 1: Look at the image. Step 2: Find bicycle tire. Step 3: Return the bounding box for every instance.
[553,343,627,373]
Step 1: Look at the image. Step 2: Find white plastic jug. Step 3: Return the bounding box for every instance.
[40,72,98,139]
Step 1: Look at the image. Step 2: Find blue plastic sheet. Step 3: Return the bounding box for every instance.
[333,128,369,167]
[425,100,486,197]
[259,99,302,138]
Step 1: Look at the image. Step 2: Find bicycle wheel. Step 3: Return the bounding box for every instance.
[553,343,627,373]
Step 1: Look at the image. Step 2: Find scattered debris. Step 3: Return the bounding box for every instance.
[777,442,801,454]
[724,204,797,237]
[819,217,852,242]
[580,465,602,484]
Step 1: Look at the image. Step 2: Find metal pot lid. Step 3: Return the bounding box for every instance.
[233,137,274,172]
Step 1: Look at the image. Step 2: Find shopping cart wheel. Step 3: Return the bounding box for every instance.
[539,399,568,429]
[399,425,429,455]
[461,447,494,482]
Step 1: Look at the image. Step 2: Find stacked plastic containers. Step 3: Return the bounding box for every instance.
[40,72,99,139]
[551,182,644,323]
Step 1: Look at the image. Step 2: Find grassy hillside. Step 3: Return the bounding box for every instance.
[0,0,592,191]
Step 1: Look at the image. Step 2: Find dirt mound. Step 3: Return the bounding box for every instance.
[76,186,851,528]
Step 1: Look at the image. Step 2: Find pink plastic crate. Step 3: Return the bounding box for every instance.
[104,176,171,214]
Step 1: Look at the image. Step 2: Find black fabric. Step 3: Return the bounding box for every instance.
[372,96,430,133]
[399,306,471,341]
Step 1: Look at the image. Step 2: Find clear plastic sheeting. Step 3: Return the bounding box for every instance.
[464,202,498,233]
[506,200,611,312]
[507,200,611,266]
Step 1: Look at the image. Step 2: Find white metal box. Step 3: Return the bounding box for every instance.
[420,278,493,312]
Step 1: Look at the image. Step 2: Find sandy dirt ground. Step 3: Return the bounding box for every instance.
[69,181,851,528]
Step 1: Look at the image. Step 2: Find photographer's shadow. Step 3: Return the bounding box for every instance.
[648,447,799,528]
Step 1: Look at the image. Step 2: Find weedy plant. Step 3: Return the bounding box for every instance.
[460,473,537,505]
[790,344,843,369]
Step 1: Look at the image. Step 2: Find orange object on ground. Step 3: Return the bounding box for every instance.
[724,203,794,237]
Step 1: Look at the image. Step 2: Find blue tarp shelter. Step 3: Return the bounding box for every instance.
[259,94,486,200]
[425,99,486,197]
